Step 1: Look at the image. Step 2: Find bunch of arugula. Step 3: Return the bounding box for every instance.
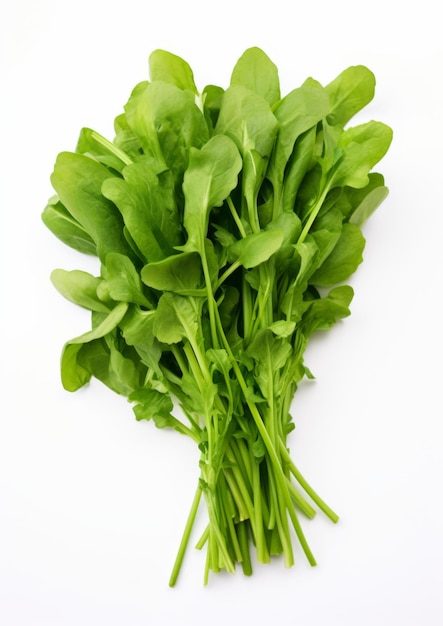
[42,47,392,586]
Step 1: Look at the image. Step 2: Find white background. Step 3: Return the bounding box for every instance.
[1,1,442,624]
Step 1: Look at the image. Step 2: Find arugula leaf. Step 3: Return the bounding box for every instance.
[141,252,203,293]
[103,252,153,307]
[102,160,181,263]
[42,196,97,255]
[230,46,281,106]
[311,223,366,286]
[267,84,330,210]
[301,285,354,337]
[76,337,142,397]
[124,81,208,178]
[153,292,200,345]
[149,49,198,94]
[50,152,133,262]
[181,135,242,253]
[228,229,285,269]
[120,306,162,372]
[60,301,129,391]
[330,121,393,189]
[50,268,110,313]
[347,174,389,226]
[215,85,279,231]
[215,85,279,161]
[325,65,376,127]
[76,127,132,171]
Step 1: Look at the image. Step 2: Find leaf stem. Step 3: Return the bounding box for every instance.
[212,304,317,566]
[227,197,247,238]
[200,246,220,349]
[279,440,339,523]
[297,181,331,244]
[217,260,241,290]
[169,483,203,587]
[90,130,133,166]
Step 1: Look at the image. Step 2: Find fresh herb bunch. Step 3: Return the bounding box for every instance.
[42,47,392,586]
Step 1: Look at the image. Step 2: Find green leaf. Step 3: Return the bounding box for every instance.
[311,223,366,286]
[120,307,161,371]
[246,330,292,400]
[268,211,303,240]
[180,370,218,418]
[325,65,375,127]
[267,84,330,193]
[41,197,97,256]
[76,127,132,171]
[50,269,110,313]
[50,152,133,262]
[229,229,285,269]
[268,320,296,337]
[132,389,198,438]
[124,81,208,178]
[141,251,203,293]
[153,292,200,345]
[60,343,92,392]
[349,183,389,226]
[281,127,317,213]
[149,49,198,94]
[308,206,343,269]
[202,84,224,129]
[103,252,153,307]
[102,160,181,263]
[330,121,393,189]
[215,85,278,160]
[301,285,354,337]
[107,341,141,395]
[68,301,129,346]
[76,338,141,396]
[230,47,280,106]
[279,239,320,319]
[60,302,128,391]
[206,348,232,376]
[131,387,174,423]
[218,286,241,340]
[334,172,386,221]
[182,135,242,252]
[215,85,279,228]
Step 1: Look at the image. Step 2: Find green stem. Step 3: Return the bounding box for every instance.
[251,457,270,564]
[237,521,253,576]
[169,483,203,587]
[242,274,253,340]
[279,440,339,523]
[285,477,317,519]
[250,266,272,336]
[200,245,220,350]
[90,130,133,165]
[205,494,236,575]
[267,462,294,568]
[213,304,316,566]
[217,260,241,290]
[219,473,243,563]
[230,437,253,488]
[168,415,201,443]
[225,449,255,525]
[195,524,209,550]
[227,197,247,238]
[297,181,332,244]
[223,469,250,522]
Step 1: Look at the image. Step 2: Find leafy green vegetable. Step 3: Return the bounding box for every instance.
[42,47,392,586]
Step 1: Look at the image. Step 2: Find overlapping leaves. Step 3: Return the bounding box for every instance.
[43,47,392,585]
